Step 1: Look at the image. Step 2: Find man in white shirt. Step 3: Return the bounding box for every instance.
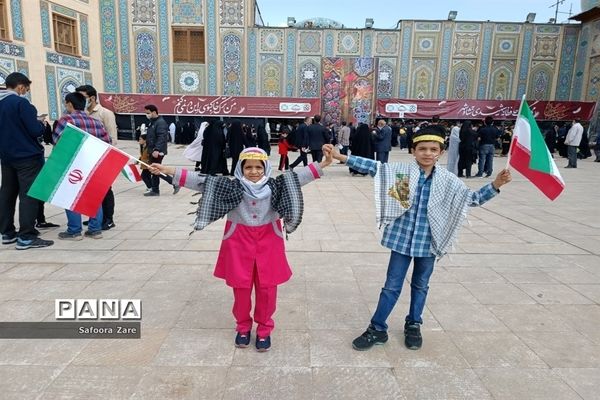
[565,119,584,168]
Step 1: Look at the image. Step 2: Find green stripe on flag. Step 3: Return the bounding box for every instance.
[520,101,552,174]
[28,125,88,202]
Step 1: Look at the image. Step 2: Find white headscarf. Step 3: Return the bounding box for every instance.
[234,147,272,200]
[183,121,209,162]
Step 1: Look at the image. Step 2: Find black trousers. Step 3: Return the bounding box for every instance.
[102,187,115,223]
[310,149,323,164]
[0,158,44,240]
[149,154,164,193]
[290,151,308,168]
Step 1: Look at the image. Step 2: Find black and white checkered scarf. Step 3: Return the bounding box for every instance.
[192,173,303,236]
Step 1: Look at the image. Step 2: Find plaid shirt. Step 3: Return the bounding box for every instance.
[53,110,112,144]
[347,155,497,257]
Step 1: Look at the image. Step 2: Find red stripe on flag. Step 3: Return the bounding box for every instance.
[72,148,129,216]
[510,142,564,201]
[129,164,142,182]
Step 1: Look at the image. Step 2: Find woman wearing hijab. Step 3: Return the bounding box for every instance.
[446,122,461,175]
[349,123,373,176]
[201,121,227,175]
[458,120,476,178]
[228,120,246,175]
[183,121,209,171]
[257,124,271,155]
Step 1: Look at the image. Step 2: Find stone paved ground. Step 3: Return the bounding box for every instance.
[0,142,599,399]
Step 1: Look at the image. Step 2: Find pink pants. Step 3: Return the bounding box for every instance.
[232,266,278,338]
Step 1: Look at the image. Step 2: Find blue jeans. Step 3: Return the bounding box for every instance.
[477,144,495,176]
[65,206,103,234]
[370,251,435,331]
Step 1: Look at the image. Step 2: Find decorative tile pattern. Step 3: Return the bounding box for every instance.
[556,27,578,100]
[399,22,413,97]
[158,0,170,93]
[377,58,395,99]
[298,56,320,98]
[45,65,59,120]
[220,0,243,26]
[51,4,77,18]
[134,28,158,93]
[260,54,283,97]
[411,59,435,99]
[0,42,25,57]
[363,31,372,57]
[259,29,284,53]
[415,22,441,31]
[572,25,590,100]
[118,0,132,92]
[16,59,28,75]
[533,35,559,59]
[456,23,481,32]
[450,62,475,99]
[132,0,156,24]
[222,31,242,95]
[299,31,322,54]
[493,35,520,58]
[0,57,14,73]
[40,1,51,47]
[84,71,93,85]
[57,67,84,84]
[247,29,257,96]
[413,33,438,57]
[325,32,334,56]
[454,33,480,58]
[172,0,203,24]
[536,25,560,34]
[517,25,534,98]
[375,32,398,55]
[206,0,217,94]
[527,61,554,100]
[351,57,377,124]
[496,24,521,33]
[79,14,89,57]
[488,61,515,100]
[100,0,120,92]
[10,0,24,40]
[586,56,600,100]
[337,31,360,54]
[47,51,90,70]
[437,23,453,98]
[173,63,205,94]
[476,25,493,99]
[286,30,296,96]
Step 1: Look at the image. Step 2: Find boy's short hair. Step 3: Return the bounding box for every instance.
[411,126,446,150]
[5,72,31,89]
[144,104,158,113]
[65,92,86,111]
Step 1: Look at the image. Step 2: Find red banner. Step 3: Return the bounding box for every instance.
[98,93,321,118]
[377,99,597,121]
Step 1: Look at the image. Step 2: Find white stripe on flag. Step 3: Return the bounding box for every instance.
[50,136,110,209]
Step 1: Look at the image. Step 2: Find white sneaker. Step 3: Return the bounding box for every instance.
[144,188,152,193]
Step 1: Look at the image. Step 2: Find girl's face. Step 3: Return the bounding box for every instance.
[413,142,444,168]
[243,159,265,183]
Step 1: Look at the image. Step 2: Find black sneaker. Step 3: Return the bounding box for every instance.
[83,220,89,226]
[35,222,60,229]
[15,237,54,250]
[172,185,180,195]
[352,325,388,351]
[235,331,251,348]
[84,230,103,239]
[58,231,83,241]
[2,233,17,244]
[256,336,271,352]
[101,221,116,231]
[404,321,423,350]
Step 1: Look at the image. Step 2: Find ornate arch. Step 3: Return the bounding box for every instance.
[298,60,319,98]
[135,30,158,93]
[377,61,395,99]
[449,62,475,99]
[260,55,282,97]
[410,62,435,99]
[222,32,243,96]
[488,64,514,100]
[528,63,554,100]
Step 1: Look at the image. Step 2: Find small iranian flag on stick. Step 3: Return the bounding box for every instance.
[28,123,130,217]
[121,163,142,183]
[508,96,565,200]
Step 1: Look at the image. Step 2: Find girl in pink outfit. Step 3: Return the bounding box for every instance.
[150,146,332,351]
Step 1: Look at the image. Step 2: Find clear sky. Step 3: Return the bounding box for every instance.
[255,0,582,28]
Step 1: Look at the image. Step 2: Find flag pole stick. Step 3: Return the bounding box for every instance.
[107,144,168,177]
[505,94,527,170]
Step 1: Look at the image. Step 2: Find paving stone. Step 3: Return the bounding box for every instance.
[307,301,372,330]
[0,300,53,321]
[570,284,600,303]
[428,303,509,332]
[46,263,114,281]
[152,329,235,367]
[313,367,405,400]
[151,263,210,281]
[493,267,559,284]
[553,368,600,400]
[488,304,570,332]
[475,368,581,400]
[232,330,310,367]
[16,280,90,301]
[393,367,493,399]
[463,282,536,304]
[426,283,480,304]
[384,331,469,368]
[546,304,600,345]
[0,263,16,274]
[0,263,64,280]
[309,330,392,367]
[222,367,312,400]
[0,338,88,366]
[518,283,594,305]
[0,365,62,398]
[175,301,233,329]
[516,331,600,368]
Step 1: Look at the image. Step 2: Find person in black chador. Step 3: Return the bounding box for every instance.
[228,120,245,175]
[201,120,228,175]
[349,123,373,176]
[256,124,271,155]
[458,120,476,178]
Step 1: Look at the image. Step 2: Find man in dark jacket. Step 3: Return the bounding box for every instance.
[144,104,169,196]
[476,116,501,177]
[373,119,392,163]
[307,114,330,163]
[0,73,54,250]
[289,116,312,169]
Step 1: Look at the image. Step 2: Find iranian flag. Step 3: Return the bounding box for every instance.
[28,123,130,217]
[121,163,142,183]
[509,98,565,200]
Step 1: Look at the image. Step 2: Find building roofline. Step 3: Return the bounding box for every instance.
[569,6,600,22]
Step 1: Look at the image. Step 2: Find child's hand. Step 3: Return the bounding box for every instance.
[321,144,333,168]
[149,163,175,176]
[492,169,512,190]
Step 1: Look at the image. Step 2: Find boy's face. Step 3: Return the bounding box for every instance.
[413,142,444,169]
[243,160,265,183]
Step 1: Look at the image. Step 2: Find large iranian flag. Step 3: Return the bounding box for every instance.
[29,123,130,217]
[509,99,565,200]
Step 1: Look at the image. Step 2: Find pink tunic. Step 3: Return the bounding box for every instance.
[214,219,291,288]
